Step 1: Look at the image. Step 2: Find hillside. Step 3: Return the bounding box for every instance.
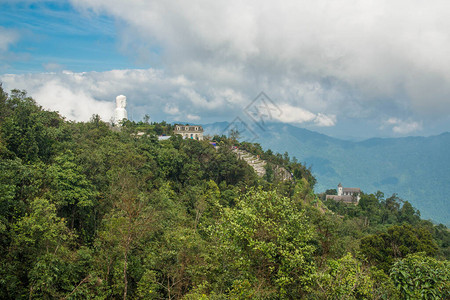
[204,122,450,225]
[1,87,449,299]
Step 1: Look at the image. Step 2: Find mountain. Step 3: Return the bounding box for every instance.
[203,122,450,225]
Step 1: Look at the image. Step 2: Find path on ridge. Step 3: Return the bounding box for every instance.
[232,148,267,177]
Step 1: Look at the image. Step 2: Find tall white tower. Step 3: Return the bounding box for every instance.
[114,95,127,124]
[337,183,343,196]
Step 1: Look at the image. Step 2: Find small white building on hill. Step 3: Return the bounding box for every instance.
[326,183,361,204]
[174,125,204,140]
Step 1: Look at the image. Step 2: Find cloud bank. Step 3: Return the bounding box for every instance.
[72,1,450,107]
[3,0,450,136]
[0,69,255,123]
[0,69,341,129]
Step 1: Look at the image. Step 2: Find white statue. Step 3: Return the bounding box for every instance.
[114,95,128,124]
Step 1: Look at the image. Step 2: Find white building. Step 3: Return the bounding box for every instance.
[326,183,361,204]
[174,125,204,140]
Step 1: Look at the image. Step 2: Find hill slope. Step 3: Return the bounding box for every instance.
[204,122,450,225]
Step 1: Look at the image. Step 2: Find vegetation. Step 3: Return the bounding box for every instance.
[0,85,449,299]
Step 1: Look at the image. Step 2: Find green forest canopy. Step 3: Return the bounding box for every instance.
[0,85,448,299]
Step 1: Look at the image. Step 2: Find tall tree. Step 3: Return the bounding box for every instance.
[1,90,63,162]
[46,150,98,239]
[212,188,317,298]
[360,224,438,272]
[96,160,155,299]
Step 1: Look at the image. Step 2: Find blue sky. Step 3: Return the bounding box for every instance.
[1,1,134,73]
[1,0,450,139]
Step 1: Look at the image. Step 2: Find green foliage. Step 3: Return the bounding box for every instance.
[431,223,450,259]
[1,89,65,163]
[4,197,77,299]
[360,224,438,272]
[0,158,29,222]
[239,141,316,186]
[307,208,346,261]
[390,252,449,299]
[212,188,316,298]
[46,150,98,238]
[136,269,159,299]
[311,253,376,299]
[13,197,70,252]
[0,86,448,299]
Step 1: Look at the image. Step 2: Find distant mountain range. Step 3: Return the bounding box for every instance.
[203,121,450,225]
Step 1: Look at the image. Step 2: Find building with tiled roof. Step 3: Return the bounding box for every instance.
[174,125,204,140]
[326,183,361,204]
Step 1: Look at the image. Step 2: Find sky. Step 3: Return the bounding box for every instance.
[1,0,450,139]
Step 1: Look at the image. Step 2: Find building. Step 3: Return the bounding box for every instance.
[158,136,171,141]
[326,183,361,204]
[174,125,204,140]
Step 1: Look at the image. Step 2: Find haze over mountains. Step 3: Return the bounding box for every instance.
[203,122,450,225]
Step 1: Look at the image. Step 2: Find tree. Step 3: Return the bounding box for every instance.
[307,208,343,262]
[1,89,64,162]
[0,83,9,124]
[358,193,382,226]
[8,198,75,299]
[229,128,240,141]
[399,201,420,225]
[360,224,438,272]
[46,150,97,237]
[325,189,337,195]
[0,158,29,223]
[311,253,376,299]
[96,165,155,300]
[375,191,385,201]
[264,163,274,182]
[381,194,402,224]
[212,188,316,298]
[390,252,449,299]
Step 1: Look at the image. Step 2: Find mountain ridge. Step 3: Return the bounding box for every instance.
[203,121,450,225]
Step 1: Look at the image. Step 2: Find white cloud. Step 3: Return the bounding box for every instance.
[272,104,318,124]
[385,118,400,126]
[383,118,422,135]
[0,69,250,123]
[179,87,223,110]
[187,114,200,121]
[34,81,114,121]
[271,104,335,127]
[273,103,316,124]
[164,103,180,115]
[314,113,336,127]
[3,0,450,136]
[68,0,450,122]
[0,69,339,128]
[0,74,114,121]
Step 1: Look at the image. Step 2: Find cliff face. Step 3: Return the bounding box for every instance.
[233,147,293,181]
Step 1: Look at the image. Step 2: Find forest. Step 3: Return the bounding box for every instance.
[0,84,449,299]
